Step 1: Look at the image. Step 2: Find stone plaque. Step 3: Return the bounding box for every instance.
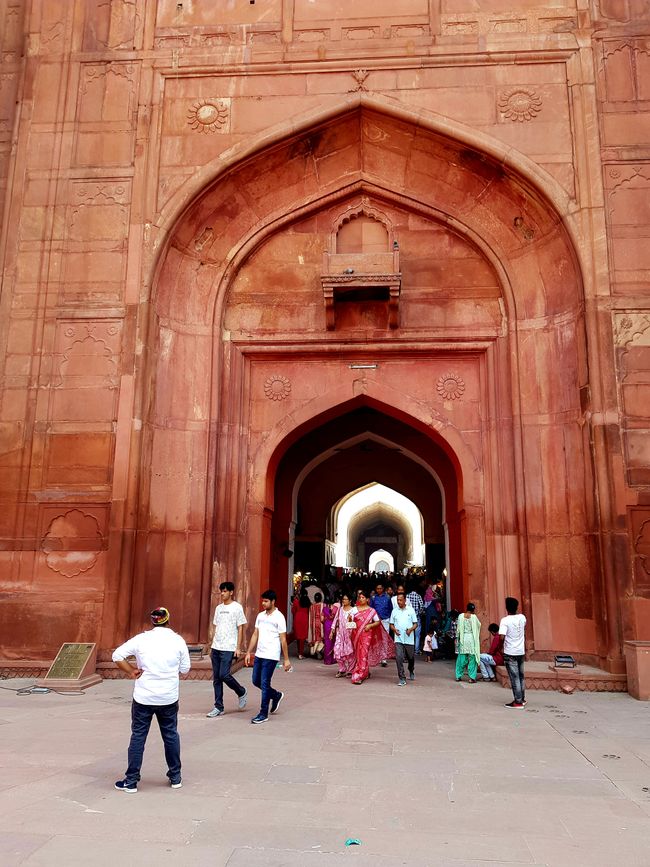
[36,642,102,692]
[45,643,95,679]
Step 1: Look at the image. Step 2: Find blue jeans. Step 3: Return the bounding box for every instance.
[125,700,181,784]
[504,654,525,703]
[211,649,245,711]
[252,656,281,718]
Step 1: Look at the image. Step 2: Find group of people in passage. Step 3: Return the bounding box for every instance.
[110,583,527,792]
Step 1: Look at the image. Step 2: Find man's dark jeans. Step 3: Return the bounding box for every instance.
[211,649,245,711]
[503,654,525,703]
[252,656,281,718]
[394,642,415,680]
[125,699,181,784]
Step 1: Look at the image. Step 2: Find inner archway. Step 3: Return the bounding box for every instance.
[333,483,424,570]
[368,550,395,574]
[268,402,464,616]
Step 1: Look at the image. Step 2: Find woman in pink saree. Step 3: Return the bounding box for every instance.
[331,592,356,676]
[321,594,337,666]
[350,589,395,684]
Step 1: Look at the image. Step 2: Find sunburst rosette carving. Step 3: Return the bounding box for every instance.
[436,373,465,401]
[187,99,229,133]
[264,374,291,401]
[498,88,542,122]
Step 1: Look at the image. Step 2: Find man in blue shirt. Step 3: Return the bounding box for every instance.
[389,592,418,685]
[371,581,393,667]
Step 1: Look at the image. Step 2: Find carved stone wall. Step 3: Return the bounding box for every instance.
[0,0,648,667]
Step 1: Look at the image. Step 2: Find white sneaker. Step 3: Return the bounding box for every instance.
[206,707,225,718]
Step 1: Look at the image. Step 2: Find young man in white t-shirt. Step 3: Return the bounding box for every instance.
[245,589,291,724]
[206,581,248,718]
[499,596,527,709]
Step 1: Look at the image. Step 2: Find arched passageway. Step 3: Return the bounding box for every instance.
[133,101,611,671]
[267,403,465,616]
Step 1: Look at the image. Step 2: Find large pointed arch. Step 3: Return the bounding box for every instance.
[129,97,611,673]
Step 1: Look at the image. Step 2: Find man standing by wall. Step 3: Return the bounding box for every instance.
[500,597,527,709]
[206,581,248,718]
[389,591,418,685]
[112,607,191,793]
[245,589,291,724]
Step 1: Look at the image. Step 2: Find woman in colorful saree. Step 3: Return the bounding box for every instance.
[321,593,337,666]
[350,588,394,684]
[331,591,356,677]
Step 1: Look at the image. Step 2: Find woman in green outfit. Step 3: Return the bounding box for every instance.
[455,602,481,682]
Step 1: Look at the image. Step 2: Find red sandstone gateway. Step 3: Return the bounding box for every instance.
[0,0,649,699]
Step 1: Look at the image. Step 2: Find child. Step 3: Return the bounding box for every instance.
[422,626,438,662]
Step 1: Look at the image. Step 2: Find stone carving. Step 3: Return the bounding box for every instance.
[42,510,103,578]
[490,18,526,32]
[193,227,214,252]
[498,88,542,122]
[635,520,650,577]
[187,99,228,133]
[57,334,119,388]
[349,69,370,93]
[81,62,136,93]
[344,28,378,41]
[614,313,650,347]
[264,375,291,401]
[513,216,535,241]
[437,374,466,401]
[442,20,479,34]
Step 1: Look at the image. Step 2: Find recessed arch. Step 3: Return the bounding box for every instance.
[133,95,605,669]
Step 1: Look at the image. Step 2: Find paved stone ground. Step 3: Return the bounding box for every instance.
[1,658,650,867]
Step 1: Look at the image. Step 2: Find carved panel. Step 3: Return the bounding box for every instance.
[601,39,650,106]
[49,321,122,423]
[606,167,650,227]
[74,62,139,167]
[629,508,650,596]
[40,508,105,578]
[60,181,131,301]
[65,180,131,244]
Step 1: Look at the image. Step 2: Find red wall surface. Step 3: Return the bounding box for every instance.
[0,0,649,675]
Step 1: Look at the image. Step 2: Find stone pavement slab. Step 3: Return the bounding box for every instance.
[1,659,650,866]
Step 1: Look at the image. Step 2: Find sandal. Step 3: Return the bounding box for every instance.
[335,672,346,678]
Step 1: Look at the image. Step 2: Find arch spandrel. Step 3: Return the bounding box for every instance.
[153,104,583,327]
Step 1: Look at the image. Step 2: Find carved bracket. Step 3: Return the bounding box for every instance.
[321,251,401,330]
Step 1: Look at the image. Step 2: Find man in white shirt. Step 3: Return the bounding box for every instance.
[499,596,527,709]
[389,591,418,685]
[245,589,291,724]
[207,581,248,718]
[112,607,191,792]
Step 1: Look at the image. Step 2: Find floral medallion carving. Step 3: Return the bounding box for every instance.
[498,88,542,122]
[264,375,291,401]
[436,373,465,401]
[41,510,103,578]
[187,99,229,133]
